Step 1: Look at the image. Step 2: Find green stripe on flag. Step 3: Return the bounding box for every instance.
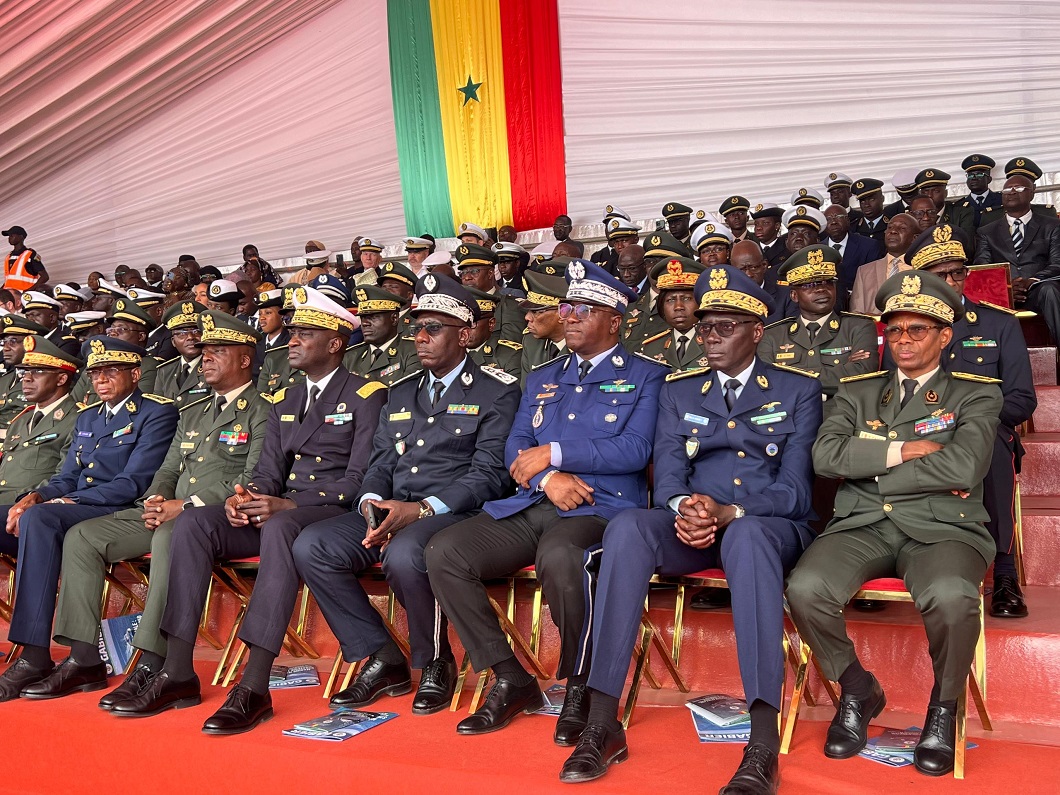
[387,0,454,237]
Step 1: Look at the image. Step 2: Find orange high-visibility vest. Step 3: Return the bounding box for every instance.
[2,249,40,291]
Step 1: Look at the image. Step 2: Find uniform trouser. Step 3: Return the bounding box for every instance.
[786,519,988,702]
[984,427,1018,559]
[426,501,606,680]
[160,504,344,655]
[1022,281,1060,348]
[586,509,807,710]
[294,510,471,669]
[52,509,175,657]
[8,503,115,648]
[0,506,18,557]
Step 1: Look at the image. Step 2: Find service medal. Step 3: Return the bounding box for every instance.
[532,404,544,428]
[685,438,699,458]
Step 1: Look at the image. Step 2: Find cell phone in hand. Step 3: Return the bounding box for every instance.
[366,503,389,530]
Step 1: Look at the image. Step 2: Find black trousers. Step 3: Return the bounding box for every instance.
[1022,280,1060,347]
[425,501,606,680]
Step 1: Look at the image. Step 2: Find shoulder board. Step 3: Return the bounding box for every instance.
[142,394,174,404]
[665,367,710,382]
[268,388,288,403]
[641,330,669,344]
[531,353,567,371]
[978,300,1019,316]
[9,405,33,424]
[357,381,387,399]
[522,327,531,336]
[346,341,368,352]
[481,366,518,385]
[269,343,290,352]
[634,351,671,367]
[839,370,889,383]
[158,355,181,368]
[180,394,212,412]
[387,370,422,389]
[839,311,877,320]
[259,391,277,403]
[400,336,416,342]
[771,363,820,378]
[497,339,522,350]
[78,400,103,412]
[952,372,1002,384]
[766,316,797,329]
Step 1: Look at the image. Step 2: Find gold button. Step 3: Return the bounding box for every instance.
[575,386,583,393]
[734,478,742,485]
[205,436,211,442]
[88,462,94,468]
[197,456,204,462]
[960,513,965,518]
[691,428,698,434]
[977,357,983,363]
[309,475,315,480]
[807,350,815,357]
[737,451,745,458]
[189,477,196,483]
[568,413,576,420]
[950,353,955,359]
[395,433,402,438]
[315,457,322,463]
[1,480,6,486]
[888,431,897,439]
[833,359,840,364]
[289,473,296,480]
[416,440,424,446]
[21,442,27,448]
[727,421,736,429]
[455,428,462,434]
[295,454,301,460]
[86,477,94,483]
[883,503,892,512]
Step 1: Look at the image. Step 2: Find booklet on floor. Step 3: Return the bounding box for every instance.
[283,709,397,741]
[534,684,566,716]
[685,694,751,726]
[690,710,752,743]
[269,663,320,690]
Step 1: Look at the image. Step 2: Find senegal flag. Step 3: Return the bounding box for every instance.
[388,0,566,238]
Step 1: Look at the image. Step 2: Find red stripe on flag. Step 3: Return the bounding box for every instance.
[499,0,566,231]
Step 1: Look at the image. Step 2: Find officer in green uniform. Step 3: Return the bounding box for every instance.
[598,217,641,275]
[624,232,693,343]
[344,285,420,386]
[759,244,879,397]
[979,156,1057,226]
[0,315,49,435]
[50,311,270,705]
[787,270,1003,777]
[154,300,210,409]
[257,286,304,395]
[518,269,569,378]
[915,169,976,242]
[453,244,526,342]
[72,298,160,404]
[662,201,693,245]
[637,256,708,372]
[466,287,522,379]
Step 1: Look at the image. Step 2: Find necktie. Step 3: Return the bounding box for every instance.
[212,395,226,420]
[28,409,44,432]
[675,334,688,361]
[887,256,900,277]
[976,195,985,208]
[578,360,592,381]
[545,340,557,360]
[832,243,842,252]
[900,378,918,408]
[431,380,445,407]
[105,408,115,424]
[369,348,383,368]
[1012,219,1024,256]
[806,321,820,343]
[724,378,740,412]
[182,363,192,382]
[300,385,320,422]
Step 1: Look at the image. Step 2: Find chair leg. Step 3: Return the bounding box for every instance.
[222,640,248,686]
[780,641,812,754]
[487,595,548,679]
[528,582,543,656]
[469,669,491,713]
[449,652,472,712]
[1014,479,1026,587]
[671,584,686,666]
[954,683,968,780]
[975,595,988,705]
[621,622,653,729]
[324,652,344,699]
[212,602,247,686]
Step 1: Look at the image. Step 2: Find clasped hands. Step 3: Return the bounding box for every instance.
[674,494,739,549]
[225,484,295,527]
[361,499,421,551]
[510,445,594,512]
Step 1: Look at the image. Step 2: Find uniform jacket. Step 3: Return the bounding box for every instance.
[622,291,668,344]
[491,291,529,343]
[637,328,708,373]
[44,327,81,358]
[257,344,304,395]
[958,191,1003,228]
[469,337,522,379]
[853,216,888,248]
[939,200,977,243]
[835,233,884,297]
[72,356,159,406]
[154,356,211,409]
[145,326,176,361]
[759,311,879,396]
[0,370,30,433]
[343,335,421,387]
[0,394,79,501]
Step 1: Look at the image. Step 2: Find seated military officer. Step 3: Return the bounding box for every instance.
[128,287,174,360]
[67,311,107,343]
[113,288,387,734]
[0,336,82,556]
[376,261,417,305]
[0,337,178,701]
[787,270,1003,777]
[560,265,822,792]
[465,286,522,378]
[662,201,694,244]
[759,244,879,397]
[494,242,529,297]
[153,301,209,408]
[72,299,160,404]
[21,291,80,357]
[623,232,693,343]
[205,279,241,316]
[343,285,419,386]
[719,195,757,243]
[0,315,50,433]
[454,244,526,342]
[637,256,708,372]
[518,268,569,378]
[293,274,521,715]
[426,260,667,741]
[257,286,304,395]
[23,313,268,702]
[691,221,735,267]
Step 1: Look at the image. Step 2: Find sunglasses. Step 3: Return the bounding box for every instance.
[696,319,758,337]
[410,320,466,337]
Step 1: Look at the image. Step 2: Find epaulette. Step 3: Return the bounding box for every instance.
[9,405,33,425]
[269,388,288,404]
[531,353,567,371]
[259,391,276,403]
[522,327,531,335]
[158,355,181,368]
[840,311,877,320]
[766,316,797,330]
[78,400,103,412]
[387,370,422,389]
[952,372,1002,384]
[481,366,518,385]
[142,394,174,404]
[400,336,416,342]
[641,329,669,345]
[180,394,212,412]
[497,339,522,350]
[978,300,1019,316]
[772,363,820,378]
[839,370,889,383]
[665,367,709,382]
[357,381,387,399]
[270,343,291,352]
[634,351,671,367]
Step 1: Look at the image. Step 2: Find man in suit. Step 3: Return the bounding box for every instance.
[851,178,890,248]
[752,204,787,268]
[559,264,822,791]
[343,285,420,386]
[638,257,708,373]
[979,157,1057,228]
[153,301,211,408]
[759,245,878,397]
[896,224,1037,618]
[824,205,883,301]
[455,244,526,342]
[27,313,269,702]
[519,269,569,378]
[916,169,976,242]
[663,202,693,245]
[0,336,82,556]
[427,260,667,742]
[957,154,1002,228]
[0,337,178,701]
[787,270,1003,777]
[21,292,80,357]
[719,196,757,244]
[849,214,919,315]
[0,315,49,433]
[974,175,1060,344]
[294,275,521,716]
[113,287,387,734]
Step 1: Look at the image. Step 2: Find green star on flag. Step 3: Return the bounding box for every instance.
[457,75,482,105]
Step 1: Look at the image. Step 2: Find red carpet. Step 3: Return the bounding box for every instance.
[3,660,1058,795]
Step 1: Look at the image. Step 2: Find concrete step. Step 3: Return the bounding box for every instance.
[1029,347,1057,386]
[1031,385,1060,432]
[1020,433,1060,497]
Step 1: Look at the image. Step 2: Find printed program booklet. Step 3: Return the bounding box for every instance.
[534,684,566,716]
[857,727,977,768]
[282,708,397,741]
[685,694,751,727]
[269,663,320,690]
[690,710,751,743]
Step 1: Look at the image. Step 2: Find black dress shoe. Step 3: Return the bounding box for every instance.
[412,657,455,715]
[201,683,273,735]
[456,677,542,735]
[559,722,628,783]
[718,743,779,795]
[21,657,108,700]
[99,663,157,711]
[554,683,590,746]
[824,675,886,759]
[112,671,201,717]
[0,658,54,702]
[690,587,732,610]
[914,703,957,776]
[851,599,887,612]
[330,657,412,709]
[990,574,1028,618]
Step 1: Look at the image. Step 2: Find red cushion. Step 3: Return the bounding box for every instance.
[859,577,907,593]
[688,568,726,580]
[226,557,261,564]
[965,265,1011,308]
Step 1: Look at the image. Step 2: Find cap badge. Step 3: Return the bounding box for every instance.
[116,299,126,311]
[925,169,935,178]
[182,302,194,314]
[650,235,661,246]
[667,260,682,276]
[295,287,308,304]
[901,274,922,295]
[355,289,367,302]
[754,204,763,212]
[210,284,220,296]
[460,223,468,231]
[459,245,468,256]
[829,172,837,180]
[23,336,34,351]
[201,314,215,332]
[666,204,674,212]
[609,219,618,230]
[731,197,739,205]
[606,204,614,213]
[709,269,728,290]
[799,188,808,197]
[424,274,437,291]
[855,181,864,189]
[796,207,807,216]
[568,262,586,280]
[705,224,715,233]
[932,225,952,243]
[807,249,824,266]
[91,339,105,355]
[384,263,394,272]
[1017,158,1025,167]
[696,210,706,219]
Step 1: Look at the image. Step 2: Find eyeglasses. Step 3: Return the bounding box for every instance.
[883,324,945,342]
[701,244,730,254]
[909,210,937,218]
[1001,186,1030,195]
[172,328,201,337]
[934,267,968,282]
[459,267,491,277]
[696,319,758,337]
[526,306,556,316]
[107,324,142,335]
[410,320,466,337]
[88,365,136,381]
[614,264,644,274]
[15,367,54,378]
[796,280,836,291]
[558,303,612,321]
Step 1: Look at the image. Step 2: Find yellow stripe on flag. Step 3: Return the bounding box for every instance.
[428,0,513,233]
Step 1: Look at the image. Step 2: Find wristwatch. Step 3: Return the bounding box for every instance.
[417,500,435,519]
[182,499,195,511]
[731,503,746,520]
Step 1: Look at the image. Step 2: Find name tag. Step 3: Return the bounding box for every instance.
[325,413,353,425]
[77,430,94,437]
[280,414,296,422]
[774,353,796,360]
[682,412,710,426]
[858,431,886,440]
[750,411,787,425]
[112,423,134,438]
[447,404,479,416]
[821,346,852,356]
[599,384,635,393]
[389,411,412,421]
[962,340,997,348]
[218,430,249,445]
[188,387,209,394]
[180,442,196,450]
[915,412,955,436]
[30,433,58,445]
[535,392,556,400]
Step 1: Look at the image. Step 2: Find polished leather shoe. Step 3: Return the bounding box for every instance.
[202,683,273,735]
[851,598,887,612]
[824,675,886,758]
[412,657,455,715]
[718,743,779,795]
[559,722,628,783]
[112,671,201,717]
[456,677,542,735]
[990,574,1028,618]
[690,587,732,610]
[330,657,412,709]
[99,663,157,711]
[914,703,957,776]
[0,658,54,702]
[21,657,108,700]
[554,683,590,746]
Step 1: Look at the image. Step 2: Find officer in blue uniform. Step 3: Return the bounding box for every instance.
[0,336,178,700]
[559,264,822,793]
[293,274,521,717]
[427,260,668,742]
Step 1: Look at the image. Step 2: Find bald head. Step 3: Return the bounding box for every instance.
[730,240,767,286]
